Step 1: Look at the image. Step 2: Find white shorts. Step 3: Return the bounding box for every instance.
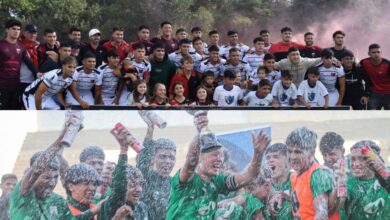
[23,94,61,110]
[66,91,95,105]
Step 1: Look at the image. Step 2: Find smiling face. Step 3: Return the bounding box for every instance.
[196,87,208,101]
[155,84,167,99]
[199,147,224,177]
[321,148,344,170]
[174,83,185,97]
[151,148,176,177]
[126,178,144,205]
[137,82,147,95]
[304,34,314,47]
[62,62,77,78]
[287,145,314,174]
[68,181,97,205]
[350,148,374,179]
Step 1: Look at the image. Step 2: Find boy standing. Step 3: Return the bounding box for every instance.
[298,67,329,108]
[213,70,244,107]
[271,70,298,107]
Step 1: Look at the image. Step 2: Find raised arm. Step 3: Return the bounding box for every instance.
[313,193,329,220]
[233,131,270,187]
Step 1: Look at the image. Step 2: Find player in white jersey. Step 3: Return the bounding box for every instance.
[213,70,243,106]
[203,30,221,56]
[219,30,249,60]
[189,27,208,53]
[221,48,251,84]
[199,45,226,85]
[23,56,76,110]
[271,70,298,107]
[243,79,274,107]
[243,37,265,72]
[317,49,346,106]
[298,67,329,108]
[97,50,121,105]
[66,52,102,109]
[168,38,202,71]
[130,43,151,80]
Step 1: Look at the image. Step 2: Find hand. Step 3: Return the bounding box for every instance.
[113,97,120,105]
[251,130,270,155]
[292,103,299,108]
[63,103,71,109]
[217,199,232,209]
[111,125,130,151]
[361,96,369,105]
[46,51,59,62]
[305,103,311,109]
[272,102,279,108]
[112,205,132,220]
[193,111,209,132]
[79,100,89,109]
[135,103,143,109]
[267,192,284,216]
[139,111,153,127]
[90,197,108,215]
[324,104,329,109]
[36,72,44,78]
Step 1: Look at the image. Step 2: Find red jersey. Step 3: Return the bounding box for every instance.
[0,39,38,86]
[129,39,153,55]
[360,58,390,94]
[269,41,305,61]
[102,40,130,61]
[151,37,179,54]
[37,43,58,67]
[169,97,190,106]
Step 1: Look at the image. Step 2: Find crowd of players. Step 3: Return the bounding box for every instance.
[1,19,390,110]
[0,111,389,219]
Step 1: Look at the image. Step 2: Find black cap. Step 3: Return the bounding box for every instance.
[340,49,354,59]
[24,24,37,33]
[69,40,81,48]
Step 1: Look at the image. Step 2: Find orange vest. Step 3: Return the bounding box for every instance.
[290,162,340,220]
[67,200,97,220]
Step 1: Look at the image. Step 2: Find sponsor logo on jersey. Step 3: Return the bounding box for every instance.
[225,95,235,105]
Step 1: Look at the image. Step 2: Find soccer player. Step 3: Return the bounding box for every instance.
[219,30,250,60]
[329,31,347,60]
[360,43,390,109]
[341,50,367,109]
[298,67,329,108]
[130,43,151,81]
[221,48,251,85]
[300,32,322,58]
[317,49,345,106]
[148,43,177,95]
[243,79,274,107]
[260,29,272,52]
[166,112,270,219]
[37,28,59,67]
[199,45,226,85]
[102,26,129,61]
[151,21,179,54]
[345,140,390,219]
[129,25,153,55]
[213,70,244,106]
[168,38,202,69]
[0,174,17,220]
[98,50,121,106]
[319,132,346,170]
[23,56,77,110]
[175,28,188,41]
[0,19,40,110]
[286,127,340,220]
[79,28,105,67]
[268,27,304,61]
[204,30,221,55]
[271,70,298,107]
[66,52,102,109]
[39,42,72,73]
[68,26,82,43]
[243,37,265,72]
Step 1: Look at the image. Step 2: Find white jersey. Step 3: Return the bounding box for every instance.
[271,80,298,106]
[168,51,202,69]
[243,53,265,72]
[266,70,281,86]
[20,62,35,83]
[213,85,243,107]
[97,64,120,99]
[24,69,73,96]
[318,65,345,93]
[243,91,273,107]
[203,44,220,55]
[298,80,329,106]
[127,94,148,105]
[199,58,226,78]
[219,43,250,60]
[131,58,151,80]
[221,61,252,81]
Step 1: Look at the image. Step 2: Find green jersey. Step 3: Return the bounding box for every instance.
[242,193,270,220]
[93,185,112,204]
[346,175,390,220]
[9,182,72,220]
[271,172,292,220]
[166,171,234,220]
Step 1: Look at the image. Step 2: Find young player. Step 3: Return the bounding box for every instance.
[150,21,179,54]
[243,37,265,72]
[204,30,221,55]
[97,50,121,105]
[192,37,207,60]
[129,25,153,56]
[268,27,304,61]
[263,54,281,86]
[23,56,77,110]
[298,67,329,108]
[271,70,298,107]
[66,52,102,109]
[102,26,129,61]
[248,65,267,90]
[168,38,202,70]
[213,70,244,107]
[221,48,251,85]
[130,43,151,81]
[260,29,272,52]
[219,30,250,60]
[201,71,216,100]
[243,79,274,107]
[300,32,322,58]
[175,28,188,41]
[329,31,347,60]
[317,49,345,106]
[199,45,226,85]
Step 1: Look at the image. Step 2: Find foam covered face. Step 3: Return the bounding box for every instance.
[200,148,224,177]
[34,168,59,199]
[287,146,312,174]
[266,152,289,179]
[152,148,176,177]
[350,148,374,179]
[321,148,344,170]
[85,157,104,175]
[69,181,97,205]
[126,179,144,205]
